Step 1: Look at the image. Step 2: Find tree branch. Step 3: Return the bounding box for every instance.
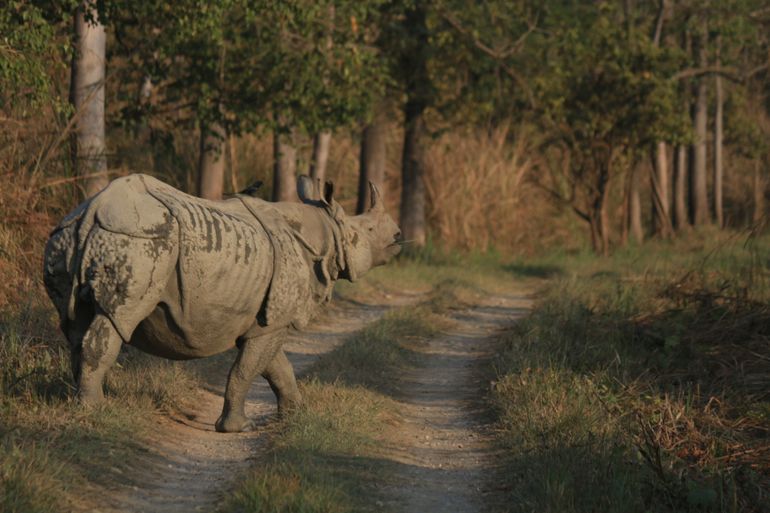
[672,66,740,82]
[652,0,667,47]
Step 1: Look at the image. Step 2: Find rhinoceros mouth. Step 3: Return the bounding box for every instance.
[386,241,402,256]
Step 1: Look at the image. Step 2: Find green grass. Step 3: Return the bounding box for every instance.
[335,247,533,303]
[225,380,396,513]
[307,307,438,393]
[491,232,770,513]
[224,302,445,513]
[0,303,200,513]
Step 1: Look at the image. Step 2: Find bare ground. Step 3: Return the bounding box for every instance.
[76,289,530,513]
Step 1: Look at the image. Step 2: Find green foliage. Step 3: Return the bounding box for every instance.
[0,1,62,115]
[535,3,687,160]
[109,0,385,135]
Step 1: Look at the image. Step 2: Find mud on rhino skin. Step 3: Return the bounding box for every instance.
[43,173,401,432]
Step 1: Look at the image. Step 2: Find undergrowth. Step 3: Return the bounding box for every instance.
[492,235,770,513]
[0,223,199,512]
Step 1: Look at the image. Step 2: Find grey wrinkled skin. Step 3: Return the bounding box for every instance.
[43,174,401,432]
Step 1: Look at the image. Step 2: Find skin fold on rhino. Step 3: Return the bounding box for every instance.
[43,173,401,432]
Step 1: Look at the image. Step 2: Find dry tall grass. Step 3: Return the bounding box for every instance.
[424,126,561,253]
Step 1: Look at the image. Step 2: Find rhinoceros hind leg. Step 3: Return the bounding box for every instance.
[76,313,122,405]
[262,349,301,414]
[216,332,283,433]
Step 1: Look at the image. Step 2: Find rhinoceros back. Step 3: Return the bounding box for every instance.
[45,175,181,339]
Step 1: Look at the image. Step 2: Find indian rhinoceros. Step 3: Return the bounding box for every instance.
[43,173,401,432]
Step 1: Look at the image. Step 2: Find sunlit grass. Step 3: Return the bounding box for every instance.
[491,232,770,512]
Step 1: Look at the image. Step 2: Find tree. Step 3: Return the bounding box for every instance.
[308,3,335,185]
[394,2,431,248]
[357,110,387,214]
[689,23,710,226]
[713,39,725,227]
[533,3,685,254]
[198,123,226,200]
[272,127,298,202]
[71,0,108,198]
[309,131,331,183]
[651,142,673,236]
[108,0,384,200]
[628,166,644,243]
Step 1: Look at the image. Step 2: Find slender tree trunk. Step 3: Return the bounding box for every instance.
[689,26,709,225]
[71,0,108,198]
[651,142,673,237]
[400,102,428,247]
[399,4,430,248]
[309,131,331,183]
[357,114,387,214]
[588,166,611,256]
[753,161,765,225]
[713,37,724,227]
[621,170,631,246]
[629,166,644,243]
[308,4,335,186]
[228,134,239,194]
[673,145,689,230]
[273,129,298,202]
[197,122,226,200]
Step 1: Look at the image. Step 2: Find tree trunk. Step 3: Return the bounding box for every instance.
[588,167,611,256]
[309,131,331,183]
[689,26,709,226]
[629,166,644,243]
[400,102,428,248]
[357,114,387,214]
[753,161,765,225]
[228,134,239,194]
[71,0,108,198]
[197,122,226,200]
[273,129,298,202]
[713,37,724,227]
[399,4,430,248]
[673,144,689,230]
[651,142,673,237]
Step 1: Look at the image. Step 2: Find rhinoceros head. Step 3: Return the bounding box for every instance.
[297,176,401,281]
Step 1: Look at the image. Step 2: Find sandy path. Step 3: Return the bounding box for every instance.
[83,293,413,513]
[378,293,532,513]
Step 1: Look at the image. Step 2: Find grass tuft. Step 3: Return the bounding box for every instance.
[226,381,397,513]
[307,307,439,393]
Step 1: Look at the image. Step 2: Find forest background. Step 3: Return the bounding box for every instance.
[2,0,769,264]
[2,1,770,512]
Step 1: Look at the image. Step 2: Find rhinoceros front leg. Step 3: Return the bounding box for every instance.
[262,348,301,414]
[76,312,123,405]
[216,331,284,433]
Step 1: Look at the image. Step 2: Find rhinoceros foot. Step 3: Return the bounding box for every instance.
[276,395,301,417]
[215,413,257,433]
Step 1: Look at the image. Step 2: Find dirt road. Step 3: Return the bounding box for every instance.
[377,294,531,512]
[83,295,405,513]
[81,290,529,513]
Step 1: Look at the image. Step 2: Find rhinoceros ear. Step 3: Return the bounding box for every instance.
[368,181,384,212]
[297,175,319,203]
[323,181,335,205]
